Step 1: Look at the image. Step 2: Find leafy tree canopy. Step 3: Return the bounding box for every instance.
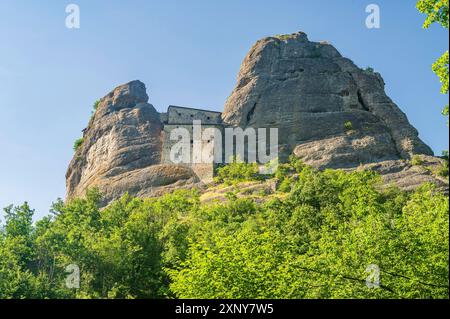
[1,164,448,299]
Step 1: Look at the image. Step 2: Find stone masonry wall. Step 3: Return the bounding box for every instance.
[168,105,222,125]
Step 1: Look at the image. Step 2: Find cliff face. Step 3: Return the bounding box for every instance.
[66,32,447,203]
[66,81,197,204]
[222,32,447,191]
[222,32,433,164]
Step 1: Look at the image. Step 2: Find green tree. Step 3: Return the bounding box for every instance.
[0,203,62,298]
[417,0,449,120]
[168,169,449,298]
[1,167,448,299]
[214,159,261,185]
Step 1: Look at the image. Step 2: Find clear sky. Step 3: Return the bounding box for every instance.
[0,0,448,220]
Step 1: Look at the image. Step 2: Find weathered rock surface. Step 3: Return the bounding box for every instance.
[356,155,448,192]
[66,33,447,204]
[66,81,197,204]
[223,31,446,190]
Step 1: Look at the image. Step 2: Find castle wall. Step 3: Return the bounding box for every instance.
[161,122,223,183]
[168,105,222,125]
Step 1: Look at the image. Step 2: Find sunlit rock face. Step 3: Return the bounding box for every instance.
[222,31,433,165]
[66,33,447,204]
[65,81,196,205]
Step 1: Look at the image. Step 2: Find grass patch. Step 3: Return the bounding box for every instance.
[411,155,424,166]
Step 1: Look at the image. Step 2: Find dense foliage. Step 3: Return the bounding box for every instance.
[0,161,448,299]
[417,0,449,119]
[417,0,449,29]
[214,159,261,185]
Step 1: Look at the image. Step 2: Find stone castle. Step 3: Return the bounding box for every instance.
[160,105,224,183]
[66,32,448,205]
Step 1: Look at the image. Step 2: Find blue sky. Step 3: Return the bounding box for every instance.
[0,0,448,220]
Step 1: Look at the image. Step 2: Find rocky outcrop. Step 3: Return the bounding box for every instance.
[356,156,448,192]
[222,32,445,190]
[222,32,433,162]
[66,33,447,204]
[66,81,197,204]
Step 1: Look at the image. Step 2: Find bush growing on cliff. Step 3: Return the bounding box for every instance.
[89,100,101,123]
[73,137,84,152]
[91,100,100,117]
[0,167,448,299]
[344,121,353,132]
[93,100,100,111]
[438,150,450,177]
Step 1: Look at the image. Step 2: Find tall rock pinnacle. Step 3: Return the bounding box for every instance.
[222,31,433,166]
[65,80,196,204]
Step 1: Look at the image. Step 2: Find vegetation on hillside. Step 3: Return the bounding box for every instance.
[1,159,448,299]
[214,158,261,185]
